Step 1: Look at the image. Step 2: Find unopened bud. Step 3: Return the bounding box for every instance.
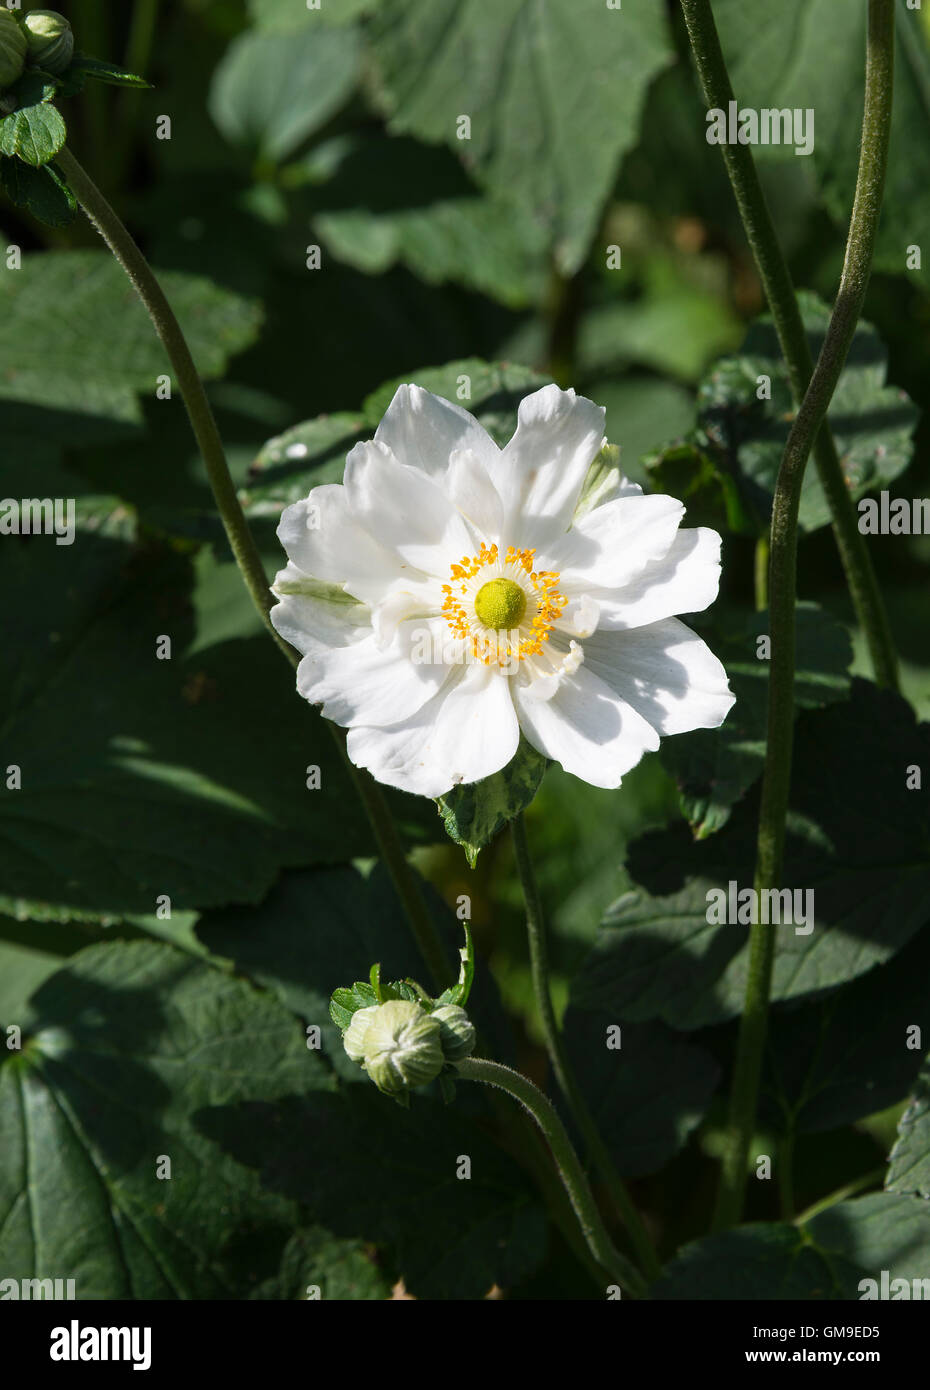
[362,999,443,1096]
[0,11,27,89]
[432,1004,476,1062]
[23,10,73,76]
[342,1004,377,1065]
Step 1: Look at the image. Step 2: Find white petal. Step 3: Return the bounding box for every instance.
[497,385,605,548]
[515,663,659,789]
[270,564,371,655]
[591,527,723,631]
[370,584,441,648]
[374,383,500,478]
[276,485,406,605]
[344,439,475,576]
[346,663,520,797]
[548,493,685,593]
[446,447,504,541]
[582,618,735,734]
[295,616,451,727]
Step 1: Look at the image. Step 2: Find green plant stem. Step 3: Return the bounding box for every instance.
[511,814,661,1282]
[793,1167,886,1226]
[57,144,450,992]
[710,0,896,1231]
[456,1056,647,1296]
[679,0,899,693]
[754,534,769,611]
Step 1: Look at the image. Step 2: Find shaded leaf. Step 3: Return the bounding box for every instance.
[886,1050,930,1199]
[0,251,261,443]
[0,154,75,226]
[693,295,917,534]
[0,940,330,1298]
[660,603,853,837]
[368,0,673,274]
[653,1194,930,1300]
[572,681,930,1029]
[763,926,930,1135]
[199,1087,548,1299]
[563,1007,720,1177]
[209,25,360,164]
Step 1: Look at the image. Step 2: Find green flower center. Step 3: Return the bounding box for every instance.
[474,577,527,631]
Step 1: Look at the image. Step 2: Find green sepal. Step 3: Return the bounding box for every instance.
[0,152,74,225]
[434,921,475,1009]
[329,977,418,1030]
[0,69,64,166]
[56,52,150,95]
[436,737,548,866]
[438,1071,457,1106]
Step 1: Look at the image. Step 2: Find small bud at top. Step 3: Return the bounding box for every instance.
[0,11,27,89]
[432,1004,476,1062]
[23,10,73,76]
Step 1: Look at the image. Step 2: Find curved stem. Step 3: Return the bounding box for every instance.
[56,145,286,657]
[754,534,769,612]
[679,0,899,692]
[511,815,661,1281]
[455,1056,647,1297]
[57,144,451,992]
[793,1167,886,1226]
[711,0,896,1230]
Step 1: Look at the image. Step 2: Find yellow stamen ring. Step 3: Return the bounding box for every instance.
[441,543,567,666]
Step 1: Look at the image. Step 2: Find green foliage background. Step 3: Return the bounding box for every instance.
[0,0,928,1300]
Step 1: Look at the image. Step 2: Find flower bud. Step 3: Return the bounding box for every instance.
[362,999,443,1096]
[342,1004,378,1065]
[432,1004,476,1062]
[23,10,73,75]
[0,11,27,89]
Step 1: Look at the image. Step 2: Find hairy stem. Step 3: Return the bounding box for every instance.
[709,0,896,1229]
[679,0,899,692]
[511,814,661,1281]
[57,144,450,991]
[456,1057,647,1296]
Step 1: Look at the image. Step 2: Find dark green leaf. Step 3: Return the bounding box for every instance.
[712,0,930,273]
[0,70,65,167]
[0,154,75,226]
[660,603,853,837]
[0,540,417,925]
[63,53,150,89]
[368,0,673,274]
[886,1049,930,1199]
[653,1194,930,1300]
[0,251,261,442]
[209,25,360,163]
[199,1087,548,1299]
[309,135,548,308]
[437,738,548,867]
[563,1007,720,1176]
[763,926,930,1135]
[693,295,917,534]
[572,681,930,1029]
[0,940,330,1298]
[249,1227,392,1300]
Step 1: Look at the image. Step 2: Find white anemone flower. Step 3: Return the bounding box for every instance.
[270,384,735,797]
